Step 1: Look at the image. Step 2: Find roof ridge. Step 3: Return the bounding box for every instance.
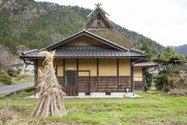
[87,4,110,17]
[130,48,147,55]
[22,49,38,55]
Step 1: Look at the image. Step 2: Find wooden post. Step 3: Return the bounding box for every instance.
[97,58,99,91]
[77,58,78,96]
[63,59,65,92]
[19,104,21,111]
[7,98,9,109]
[34,60,38,97]
[117,58,119,91]
[132,66,135,96]
[89,71,91,93]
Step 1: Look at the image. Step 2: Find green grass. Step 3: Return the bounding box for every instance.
[0,76,34,85]
[149,86,156,91]
[0,91,187,124]
[12,76,34,84]
[13,80,34,84]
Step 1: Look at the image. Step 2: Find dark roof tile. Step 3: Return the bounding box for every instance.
[20,46,146,59]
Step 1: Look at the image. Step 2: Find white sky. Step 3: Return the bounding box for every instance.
[36,0,187,47]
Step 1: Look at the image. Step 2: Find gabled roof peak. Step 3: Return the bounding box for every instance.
[95,3,102,8]
[81,27,87,31]
[43,29,129,52]
[87,3,110,18]
[86,4,113,30]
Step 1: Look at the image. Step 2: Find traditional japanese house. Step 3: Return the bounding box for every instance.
[20,4,153,97]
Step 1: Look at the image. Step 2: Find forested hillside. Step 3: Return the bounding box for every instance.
[167,45,187,56]
[0,0,164,55]
[111,22,164,56]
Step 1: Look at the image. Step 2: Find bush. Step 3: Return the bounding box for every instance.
[154,70,168,91]
[23,86,35,92]
[0,74,13,85]
[154,68,181,92]
[18,74,24,80]
[7,68,22,77]
[145,73,153,89]
[7,69,16,77]
[0,70,5,75]
[17,68,22,75]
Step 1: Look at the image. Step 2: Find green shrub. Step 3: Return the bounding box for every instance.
[18,74,24,80]
[0,74,13,85]
[0,70,5,75]
[154,70,167,90]
[17,68,22,75]
[23,86,35,92]
[7,69,16,77]
[145,73,153,89]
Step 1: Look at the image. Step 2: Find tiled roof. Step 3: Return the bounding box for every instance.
[20,46,147,59]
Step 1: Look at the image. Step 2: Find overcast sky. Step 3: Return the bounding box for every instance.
[36,0,187,47]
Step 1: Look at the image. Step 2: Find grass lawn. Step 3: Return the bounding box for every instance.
[12,76,34,84]
[0,91,187,124]
[0,77,34,86]
[13,80,34,84]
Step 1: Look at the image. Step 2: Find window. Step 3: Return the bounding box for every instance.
[85,92,90,96]
[65,71,77,86]
[106,92,111,95]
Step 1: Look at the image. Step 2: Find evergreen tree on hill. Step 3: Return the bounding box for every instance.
[140,37,153,89]
[140,37,153,61]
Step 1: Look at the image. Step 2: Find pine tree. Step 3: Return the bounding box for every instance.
[140,37,153,61]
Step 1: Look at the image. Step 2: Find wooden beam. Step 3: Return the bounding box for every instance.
[89,71,91,93]
[117,58,119,91]
[34,60,38,97]
[77,58,78,95]
[63,58,65,90]
[131,59,133,92]
[97,58,99,91]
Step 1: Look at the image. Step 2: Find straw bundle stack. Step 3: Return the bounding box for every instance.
[31,51,67,117]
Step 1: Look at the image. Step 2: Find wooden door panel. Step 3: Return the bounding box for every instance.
[66,86,77,96]
[134,81,142,91]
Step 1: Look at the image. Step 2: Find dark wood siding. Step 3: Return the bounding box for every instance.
[57,77,65,89]
[119,76,131,91]
[66,86,78,96]
[134,81,143,91]
[77,76,131,92]
[89,14,109,28]
[37,76,132,93]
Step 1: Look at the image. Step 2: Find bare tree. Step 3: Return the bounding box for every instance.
[16,45,30,55]
[0,44,13,70]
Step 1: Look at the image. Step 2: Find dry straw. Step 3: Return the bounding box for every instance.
[31,50,67,117]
